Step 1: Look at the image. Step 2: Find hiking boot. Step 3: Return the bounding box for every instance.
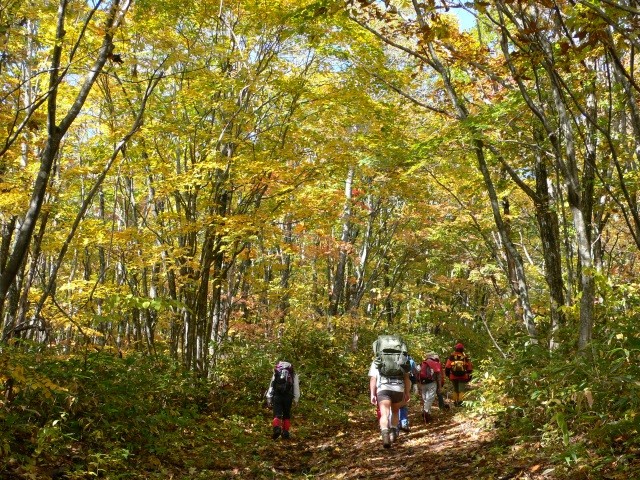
[381,429,391,448]
[282,430,290,440]
[399,420,410,432]
[389,427,398,443]
[272,426,282,439]
[422,411,432,423]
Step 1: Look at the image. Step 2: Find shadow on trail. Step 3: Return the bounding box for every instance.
[261,401,562,480]
[307,403,498,479]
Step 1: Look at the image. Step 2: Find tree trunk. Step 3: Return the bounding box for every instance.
[533,144,565,350]
[474,139,538,340]
[279,215,293,319]
[0,0,131,324]
[329,166,355,316]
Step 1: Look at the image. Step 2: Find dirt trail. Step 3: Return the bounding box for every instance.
[310,405,495,479]
[260,401,542,480]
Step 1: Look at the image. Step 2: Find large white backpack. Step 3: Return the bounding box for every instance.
[372,335,410,378]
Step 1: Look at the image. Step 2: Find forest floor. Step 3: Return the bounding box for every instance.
[253,400,570,480]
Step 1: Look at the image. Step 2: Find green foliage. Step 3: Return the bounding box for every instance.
[1,348,211,477]
[4,318,640,477]
[215,318,372,423]
[1,322,382,477]
[476,335,640,471]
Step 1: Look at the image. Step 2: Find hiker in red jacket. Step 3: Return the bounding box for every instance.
[444,343,473,407]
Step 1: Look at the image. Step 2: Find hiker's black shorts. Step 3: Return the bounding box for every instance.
[377,390,404,403]
[272,394,294,419]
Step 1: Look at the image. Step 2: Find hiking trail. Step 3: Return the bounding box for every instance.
[258,401,559,479]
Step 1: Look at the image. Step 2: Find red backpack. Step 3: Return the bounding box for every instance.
[419,360,435,384]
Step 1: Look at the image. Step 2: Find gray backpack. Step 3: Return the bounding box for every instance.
[373,335,410,378]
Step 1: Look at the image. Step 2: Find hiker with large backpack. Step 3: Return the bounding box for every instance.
[265,360,300,440]
[369,335,411,448]
[375,354,416,433]
[444,343,473,407]
[417,351,442,423]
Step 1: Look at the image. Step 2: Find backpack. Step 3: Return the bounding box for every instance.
[419,360,435,384]
[372,335,410,379]
[451,353,468,377]
[273,361,294,395]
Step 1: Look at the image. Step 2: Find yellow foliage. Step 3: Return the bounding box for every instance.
[2,359,67,401]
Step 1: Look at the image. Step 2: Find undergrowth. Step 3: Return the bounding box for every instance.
[470,332,640,476]
[3,319,639,479]
[0,321,376,478]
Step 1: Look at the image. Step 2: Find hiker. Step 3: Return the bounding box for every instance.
[445,343,473,407]
[417,351,442,422]
[369,335,411,448]
[266,360,300,440]
[399,355,417,431]
[377,401,409,433]
[433,353,449,410]
[375,355,414,433]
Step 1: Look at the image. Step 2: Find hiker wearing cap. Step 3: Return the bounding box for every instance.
[445,343,473,407]
[417,352,442,422]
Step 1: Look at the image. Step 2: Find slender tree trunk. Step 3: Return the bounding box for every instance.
[0,0,130,323]
[501,197,518,302]
[474,139,538,340]
[279,215,293,319]
[533,143,565,350]
[350,194,378,311]
[329,166,355,316]
[547,81,596,350]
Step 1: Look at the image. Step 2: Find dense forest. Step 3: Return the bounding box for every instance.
[1,0,640,478]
